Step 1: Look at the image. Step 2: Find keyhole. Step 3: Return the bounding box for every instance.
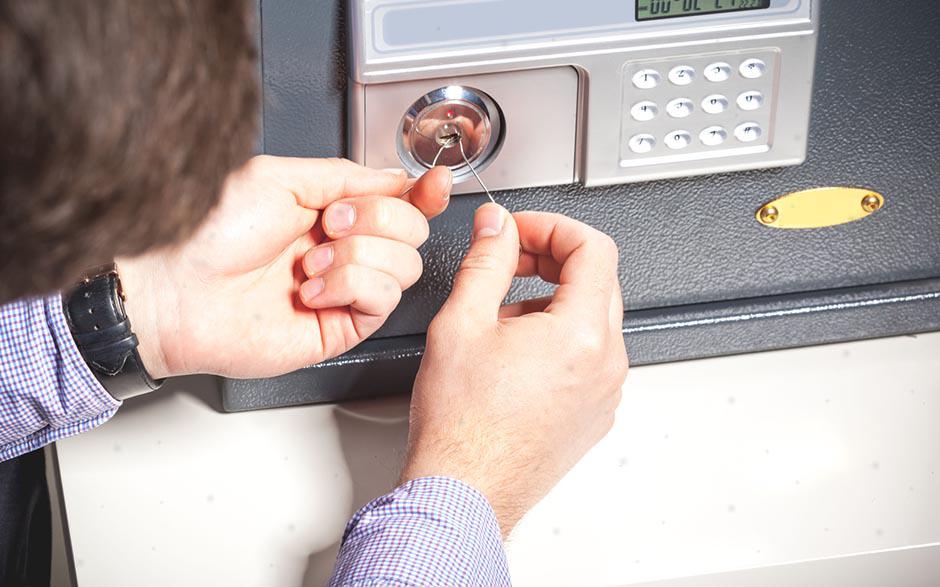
[435,123,462,149]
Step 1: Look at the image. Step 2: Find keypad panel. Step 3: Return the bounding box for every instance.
[620,50,777,167]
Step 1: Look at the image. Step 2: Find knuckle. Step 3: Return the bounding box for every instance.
[324,157,354,181]
[413,216,430,246]
[342,235,367,264]
[612,363,628,387]
[246,153,272,168]
[616,354,630,382]
[459,251,503,273]
[600,350,628,389]
[372,199,393,233]
[318,159,349,198]
[570,328,606,358]
[404,249,424,286]
[382,277,403,306]
[241,154,273,179]
[332,264,359,290]
[595,232,619,262]
[325,157,349,169]
[610,385,624,408]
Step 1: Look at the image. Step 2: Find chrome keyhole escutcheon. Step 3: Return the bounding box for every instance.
[397,85,504,184]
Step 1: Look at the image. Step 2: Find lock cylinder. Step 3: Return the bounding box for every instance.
[396,85,504,183]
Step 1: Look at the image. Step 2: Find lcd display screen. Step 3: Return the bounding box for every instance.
[637,0,772,21]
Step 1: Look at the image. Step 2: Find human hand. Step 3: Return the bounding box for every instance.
[401,204,628,534]
[118,155,452,379]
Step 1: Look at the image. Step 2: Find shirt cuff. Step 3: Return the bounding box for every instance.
[329,476,510,587]
[0,295,120,461]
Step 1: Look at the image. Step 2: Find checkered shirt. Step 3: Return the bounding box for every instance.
[0,295,119,461]
[330,476,511,586]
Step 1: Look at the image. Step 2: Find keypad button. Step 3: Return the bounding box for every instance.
[701,94,729,114]
[628,134,656,154]
[739,58,767,79]
[632,69,661,89]
[664,130,692,150]
[737,90,764,111]
[665,98,694,119]
[630,101,659,122]
[700,126,728,146]
[704,62,732,82]
[668,65,695,86]
[734,122,763,143]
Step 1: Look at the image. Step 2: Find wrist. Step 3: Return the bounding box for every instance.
[117,256,176,379]
[401,453,523,537]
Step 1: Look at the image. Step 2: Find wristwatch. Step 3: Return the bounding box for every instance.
[62,263,163,401]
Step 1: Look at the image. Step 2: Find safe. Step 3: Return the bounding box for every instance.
[222,0,940,410]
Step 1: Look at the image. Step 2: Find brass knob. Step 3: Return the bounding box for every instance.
[861,194,882,213]
[758,205,779,224]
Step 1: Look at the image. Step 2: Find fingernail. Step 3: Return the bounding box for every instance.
[381,168,406,176]
[473,204,505,239]
[306,245,333,274]
[325,202,356,233]
[300,277,325,302]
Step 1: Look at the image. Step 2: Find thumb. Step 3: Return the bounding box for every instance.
[438,203,519,326]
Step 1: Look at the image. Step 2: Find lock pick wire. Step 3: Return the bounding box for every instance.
[399,146,445,198]
[459,139,496,204]
[399,136,496,206]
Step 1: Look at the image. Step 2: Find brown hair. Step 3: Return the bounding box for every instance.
[0,0,259,302]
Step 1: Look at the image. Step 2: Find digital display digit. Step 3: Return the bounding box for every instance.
[637,0,772,21]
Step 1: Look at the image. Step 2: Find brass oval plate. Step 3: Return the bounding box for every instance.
[756,187,885,229]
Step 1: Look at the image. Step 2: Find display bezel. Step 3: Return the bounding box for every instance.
[635,0,773,22]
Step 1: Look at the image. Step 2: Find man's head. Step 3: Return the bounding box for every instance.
[0,0,258,302]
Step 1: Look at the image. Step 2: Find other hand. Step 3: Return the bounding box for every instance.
[118,155,452,379]
[401,204,628,534]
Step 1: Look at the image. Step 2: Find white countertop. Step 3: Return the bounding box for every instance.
[55,333,940,586]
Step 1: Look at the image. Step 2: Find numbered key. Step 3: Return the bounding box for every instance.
[704,62,732,82]
[666,98,694,119]
[701,94,729,114]
[739,58,766,79]
[700,126,728,146]
[630,101,659,122]
[632,69,661,89]
[734,122,763,143]
[664,130,692,150]
[737,90,764,111]
[668,65,695,86]
[628,133,657,154]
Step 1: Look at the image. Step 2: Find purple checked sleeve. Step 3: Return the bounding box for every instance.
[330,476,511,586]
[0,295,119,461]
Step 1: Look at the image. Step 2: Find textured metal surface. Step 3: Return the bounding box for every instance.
[222,277,940,411]
[260,0,346,157]
[225,0,940,410]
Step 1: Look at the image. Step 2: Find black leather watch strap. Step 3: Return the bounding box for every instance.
[63,264,162,401]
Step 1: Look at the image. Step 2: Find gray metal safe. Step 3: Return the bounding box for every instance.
[222,0,940,411]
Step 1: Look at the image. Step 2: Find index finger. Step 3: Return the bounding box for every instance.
[247,155,409,210]
[513,211,619,323]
